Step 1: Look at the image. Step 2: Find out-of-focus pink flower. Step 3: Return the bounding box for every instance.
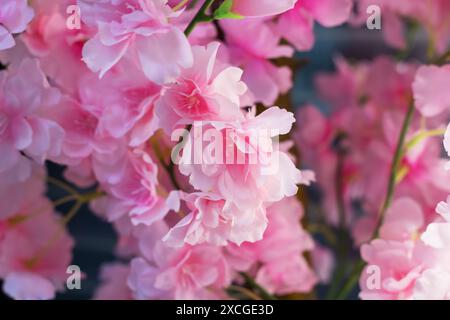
[232,0,297,17]
[163,192,267,247]
[179,107,312,212]
[277,0,353,51]
[78,0,193,84]
[0,165,45,221]
[156,42,246,134]
[3,272,56,300]
[94,263,133,300]
[220,18,294,105]
[50,96,114,166]
[360,239,423,300]
[352,0,450,54]
[359,197,450,300]
[317,56,415,112]
[226,197,317,295]
[0,0,34,50]
[129,222,230,299]
[312,245,335,284]
[0,197,74,300]
[300,57,448,232]
[413,65,450,117]
[0,59,64,183]
[22,3,90,95]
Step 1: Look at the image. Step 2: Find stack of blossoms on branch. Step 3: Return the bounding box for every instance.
[0,0,449,300]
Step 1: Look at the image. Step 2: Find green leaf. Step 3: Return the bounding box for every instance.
[213,0,243,20]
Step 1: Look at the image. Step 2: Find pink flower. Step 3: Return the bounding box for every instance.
[93,145,180,225]
[0,197,74,300]
[311,245,335,284]
[225,197,317,295]
[79,0,193,84]
[156,42,247,133]
[163,192,267,247]
[50,96,114,165]
[277,0,353,51]
[352,0,450,54]
[178,107,312,211]
[231,0,297,17]
[220,18,294,105]
[22,3,90,95]
[359,239,424,300]
[129,222,230,300]
[413,65,450,117]
[3,272,56,300]
[0,0,34,50]
[75,66,160,147]
[0,164,45,221]
[94,263,133,300]
[359,198,450,300]
[0,59,64,183]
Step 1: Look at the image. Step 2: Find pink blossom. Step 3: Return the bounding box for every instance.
[359,198,450,300]
[220,18,294,105]
[0,165,45,221]
[178,107,312,211]
[94,263,133,300]
[226,197,317,295]
[413,65,450,117]
[277,0,353,51]
[156,42,246,133]
[163,192,267,247]
[312,245,335,284]
[92,145,180,225]
[0,59,64,183]
[352,0,450,54]
[3,272,56,300]
[129,222,230,300]
[79,0,193,84]
[0,197,74,300]
[0,0,34,50]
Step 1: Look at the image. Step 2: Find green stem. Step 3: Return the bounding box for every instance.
[326,134,350,299]
[334,101,415,300]
[47,176,79,196]
[374,101,415,238]
[184,0,216,36]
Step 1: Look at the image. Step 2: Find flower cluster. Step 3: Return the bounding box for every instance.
[1,0,450,301]
[0,0,330,300]
[295,54,450,299]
